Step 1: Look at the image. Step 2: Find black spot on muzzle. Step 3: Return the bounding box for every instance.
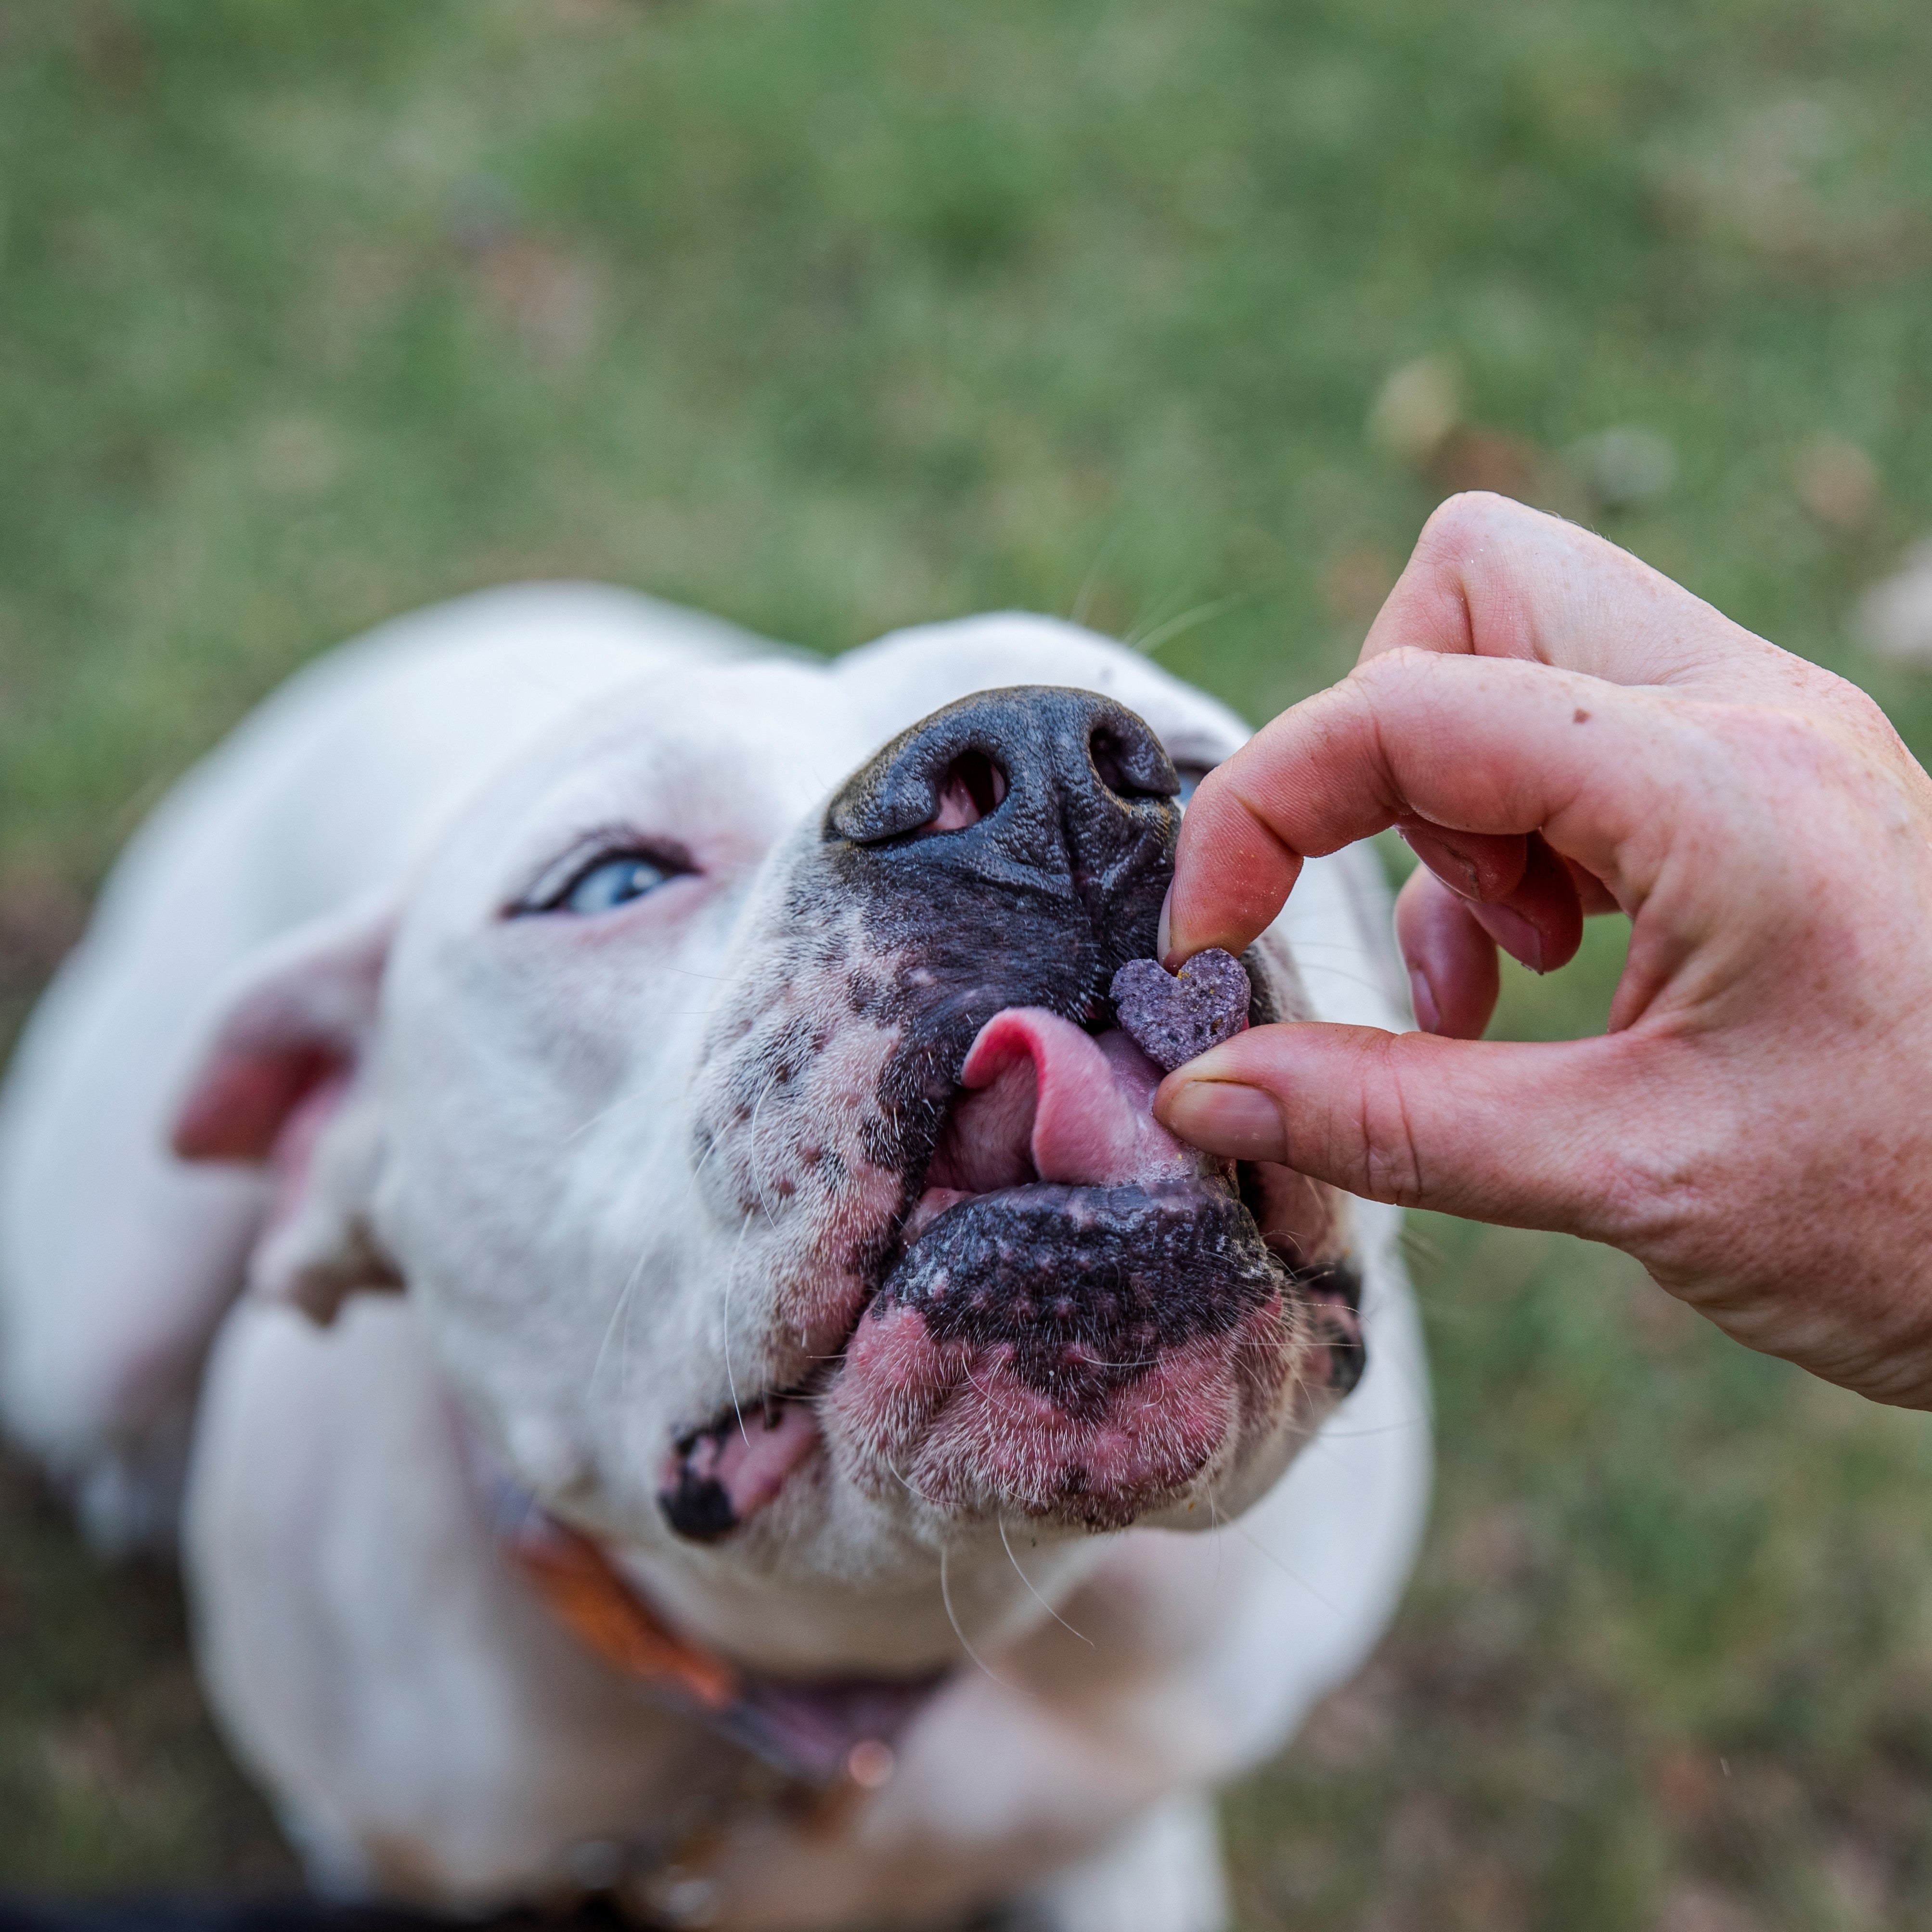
[881,1183,1283,1423]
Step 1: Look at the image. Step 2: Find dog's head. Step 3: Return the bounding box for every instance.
[174,616,1367,1670]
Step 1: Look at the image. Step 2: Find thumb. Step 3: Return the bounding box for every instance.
[1154,1020,1652,1238]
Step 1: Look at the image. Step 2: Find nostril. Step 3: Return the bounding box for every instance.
[828,689,1176,846]
[921,750,1008,835]
[1089,727,1176,801]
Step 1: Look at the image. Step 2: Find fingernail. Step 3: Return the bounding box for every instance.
[1398,822,1481,899]
[1160,1081,1288,1163]
[1156,886,1173,967]
[1407,967,1441,1034]
[1473,901,1544,973]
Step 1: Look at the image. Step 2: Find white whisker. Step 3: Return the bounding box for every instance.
[1217,1511,1346,1619]
[1070,524,1127,629]
[940,1541,1020,1691]
[720,1206,757,1446]
[999,1516,1094,1648]
[1127,594,1246,659]
[588,1247,648,1406]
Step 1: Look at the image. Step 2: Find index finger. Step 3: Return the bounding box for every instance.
[1362,492,1779,691]
[1167,647,1686,962]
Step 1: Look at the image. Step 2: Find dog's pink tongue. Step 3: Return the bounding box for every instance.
[955,1007,1208,1188]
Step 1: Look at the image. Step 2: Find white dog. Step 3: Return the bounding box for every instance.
[0,587,1429,1931]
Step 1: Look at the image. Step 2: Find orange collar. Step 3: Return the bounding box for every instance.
[504,1505,744,1713]
[469,1433,941,1790]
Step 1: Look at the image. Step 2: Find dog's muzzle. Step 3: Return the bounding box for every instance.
[666,686,1362,1540]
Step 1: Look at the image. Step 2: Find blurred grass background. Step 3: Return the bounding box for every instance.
[4,0,1932,1925]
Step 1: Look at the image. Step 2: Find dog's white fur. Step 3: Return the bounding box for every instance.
[0,587,1429,1930]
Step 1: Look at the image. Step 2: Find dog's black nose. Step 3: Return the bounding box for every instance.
[828,686,1179,935]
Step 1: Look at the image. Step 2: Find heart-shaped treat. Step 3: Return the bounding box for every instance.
[1110,949,1251,1073]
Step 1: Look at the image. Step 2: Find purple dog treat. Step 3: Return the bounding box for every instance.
[1110,949,1251,1072]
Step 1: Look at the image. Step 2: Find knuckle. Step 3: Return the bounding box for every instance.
[1350,642,1441,697]
[1351,1045,1429,1206]
[1596,1140,1710,1256]
[1415,489,1525,560]
[1708,702,1891,833]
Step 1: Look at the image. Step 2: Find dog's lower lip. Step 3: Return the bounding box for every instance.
[660,1385,826,1541]
[891,1151,1260,1266]
[833,1170,1313,1529]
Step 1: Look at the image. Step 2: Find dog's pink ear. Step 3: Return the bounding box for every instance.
[170,896,401,1323]
[172,1041,344,1163]
[171,899,394,1164]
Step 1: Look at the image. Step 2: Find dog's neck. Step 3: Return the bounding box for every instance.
[466,1430,945,1790]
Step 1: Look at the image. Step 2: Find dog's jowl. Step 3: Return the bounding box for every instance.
[0,588,1430,1932]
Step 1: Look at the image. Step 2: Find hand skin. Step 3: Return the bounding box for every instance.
[1154,491,1932,1409]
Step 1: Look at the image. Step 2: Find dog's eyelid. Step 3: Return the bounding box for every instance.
[507,829,697,918]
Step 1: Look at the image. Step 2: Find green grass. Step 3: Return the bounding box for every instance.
[4,0,1932,1922]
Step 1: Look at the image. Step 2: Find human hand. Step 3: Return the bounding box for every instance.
[1155,491,1932,1407]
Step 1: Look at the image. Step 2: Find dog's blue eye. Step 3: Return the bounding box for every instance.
[1174,764,1214,808]
[558,854,672,915]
